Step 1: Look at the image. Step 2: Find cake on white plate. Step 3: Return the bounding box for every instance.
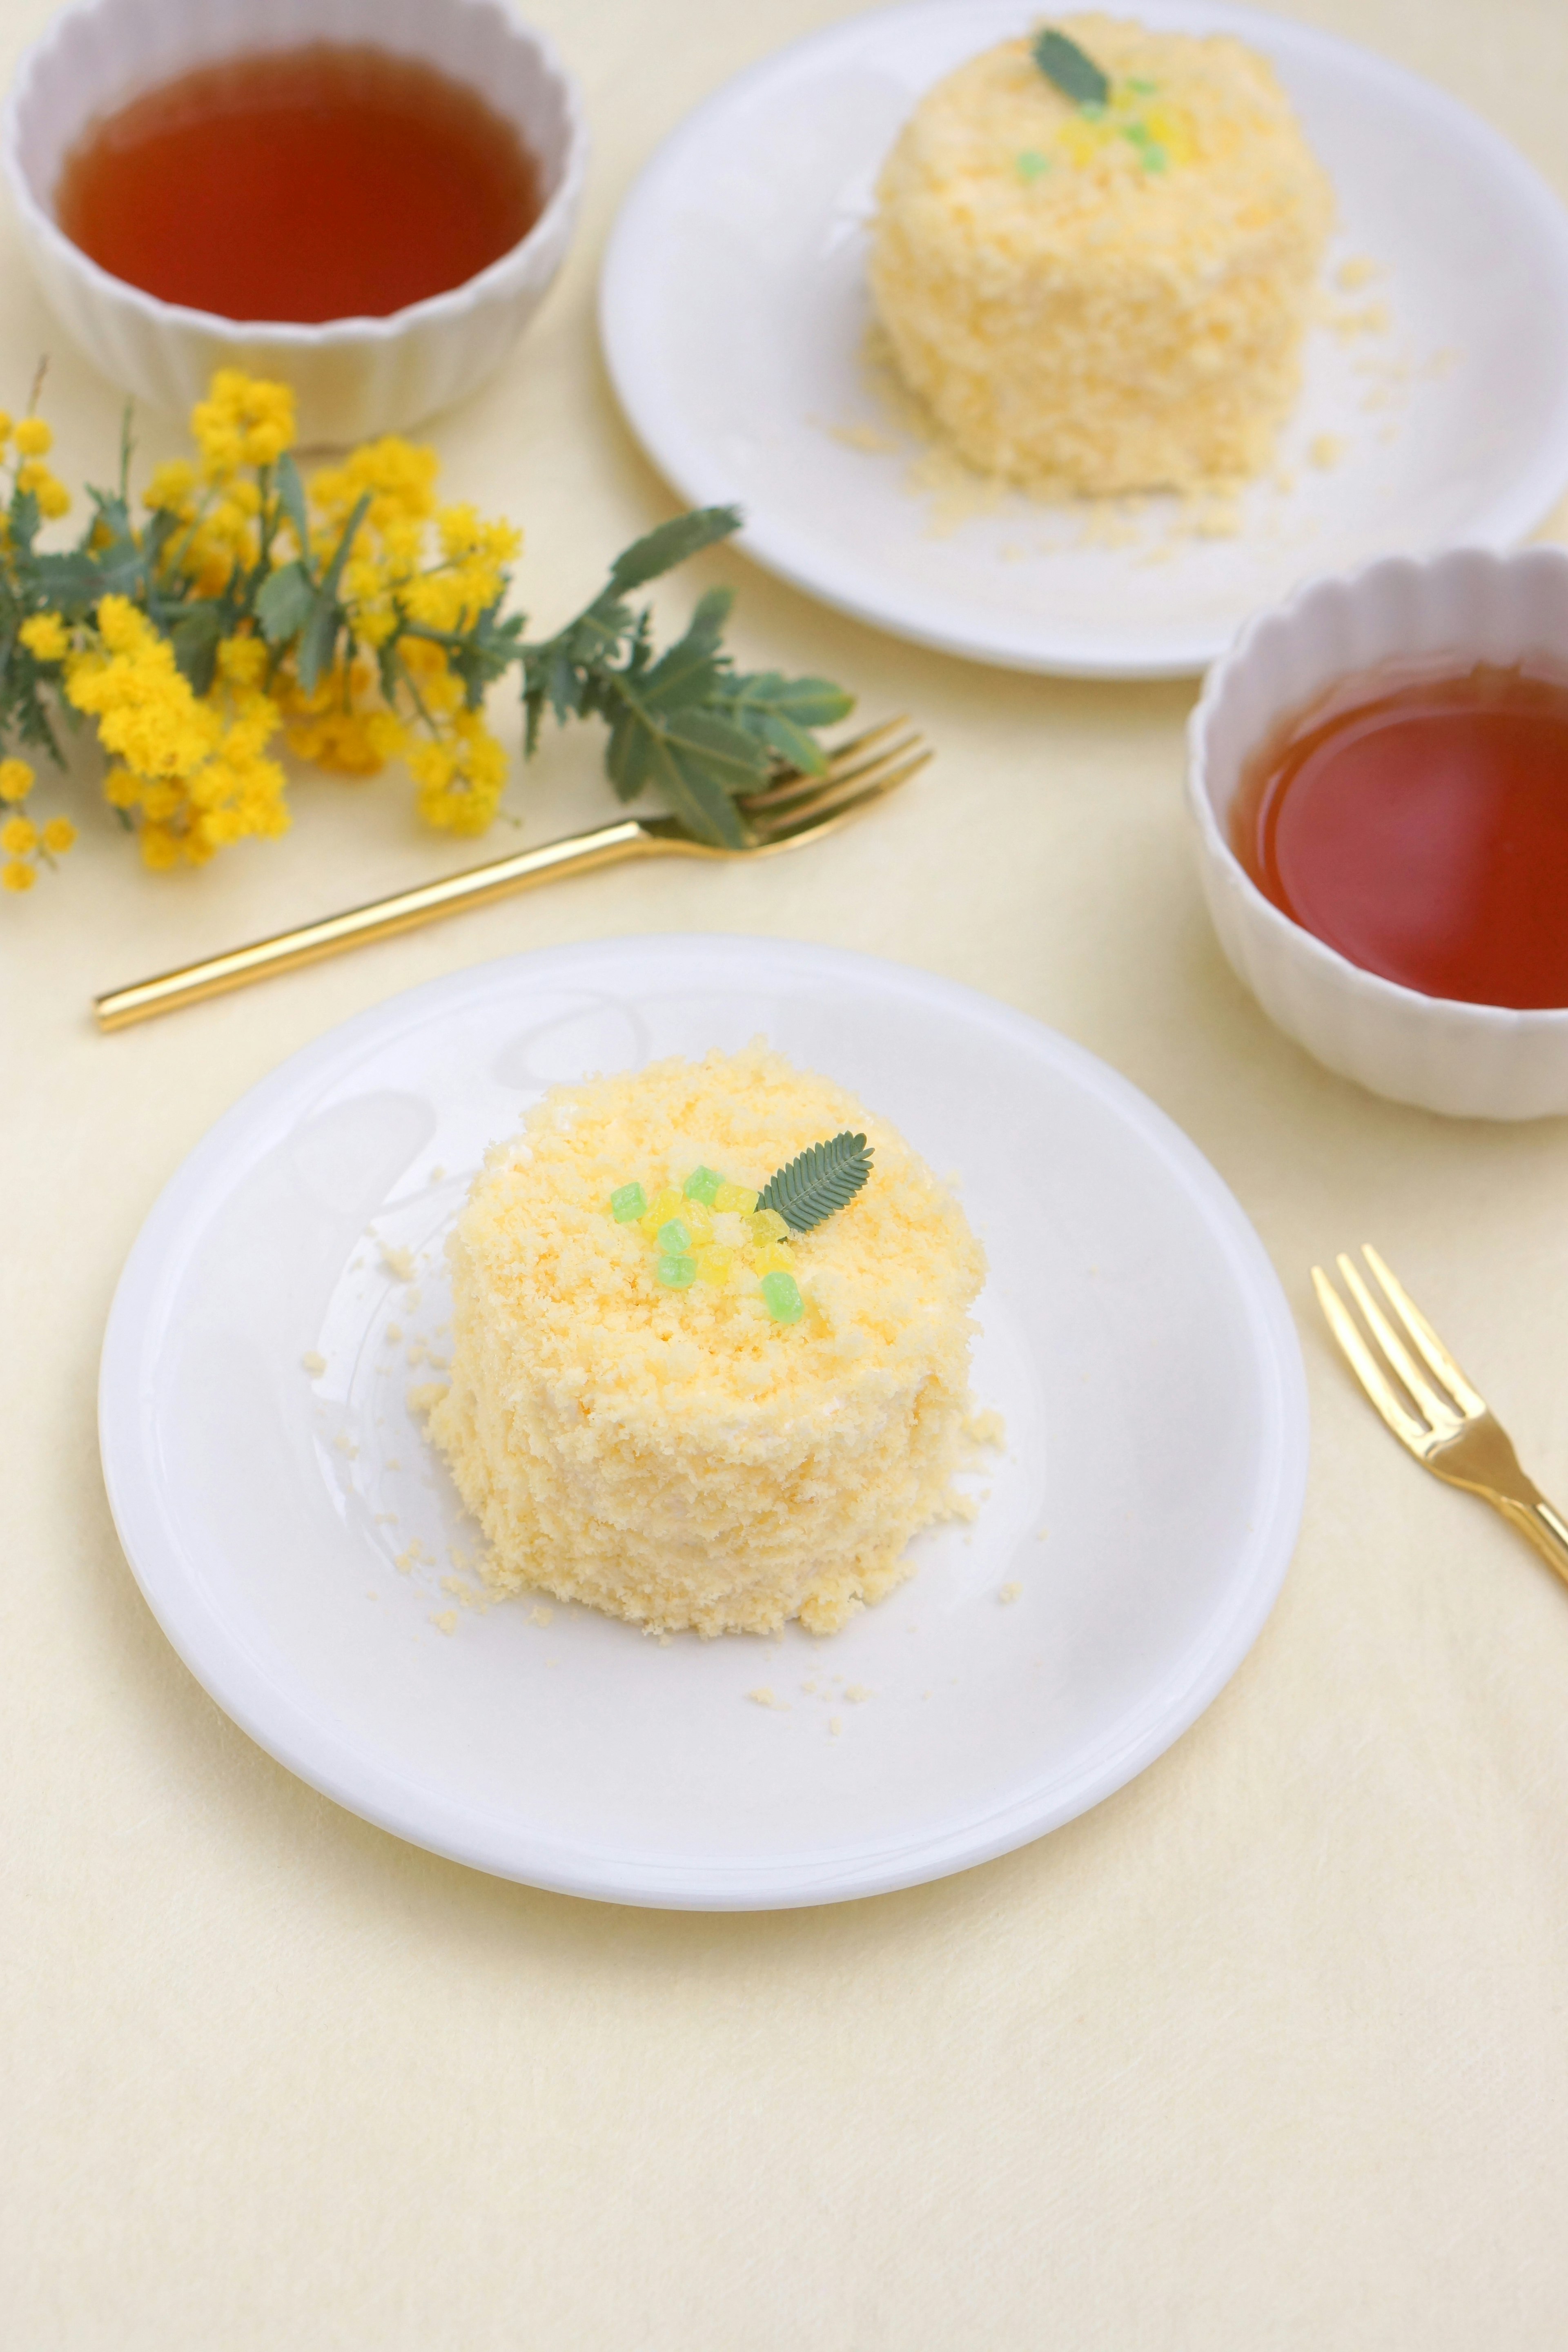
[427,1044,990,1638]
[869,15,1334,497]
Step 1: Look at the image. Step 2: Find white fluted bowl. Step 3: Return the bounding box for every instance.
[1,0,587,442]
[1187,547,1568,1121]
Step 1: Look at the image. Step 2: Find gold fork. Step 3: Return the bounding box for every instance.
[94,718,929,1031]
[1312,1244,1568,1591]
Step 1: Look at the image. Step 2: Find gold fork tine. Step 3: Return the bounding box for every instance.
[752,751,931,846]
[1363,1242,1488,1417]
[751,742,930,831]
[740,731,923,821]
[1314,1246,1568,1595]
[1336,1251,1460,1431]
[739,716,913,811]
[772,712,911,774]
[1310,1265,1428,1448]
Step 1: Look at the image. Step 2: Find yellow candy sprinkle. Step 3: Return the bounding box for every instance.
[713,1182,758,1214]
[1059,118,1111,168]
[693,1246,737,1287]
[748,1207,791,1245]
[640,1187,685,1243]
[751,1241,794,1277]
[684,1199,715,1241]
[1143,103,1196,165]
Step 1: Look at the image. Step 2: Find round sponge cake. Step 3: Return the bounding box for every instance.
[869,16,1334,495]
[428,1046,987,1637]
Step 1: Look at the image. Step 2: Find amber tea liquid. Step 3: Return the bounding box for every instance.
[56,43,543,323]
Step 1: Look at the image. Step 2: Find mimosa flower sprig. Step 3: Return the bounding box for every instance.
[0,369,853,895]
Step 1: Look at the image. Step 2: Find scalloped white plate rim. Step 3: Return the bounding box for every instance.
[98,938,1308,1908]
[598,0,1568,678]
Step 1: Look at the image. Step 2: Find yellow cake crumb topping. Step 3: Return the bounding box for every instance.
[869,16,1334,495]
[428,1045,987,1637]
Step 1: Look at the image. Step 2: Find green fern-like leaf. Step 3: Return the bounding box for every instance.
[1031,27,1110,109]
[757,1131,873,1234]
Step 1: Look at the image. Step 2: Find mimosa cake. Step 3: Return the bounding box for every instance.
[868,16,1334,496]
[428,1045,987,1637]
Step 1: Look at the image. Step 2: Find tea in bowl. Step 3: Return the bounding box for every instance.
[1187,546,1568,1120]
[2,0,588,441]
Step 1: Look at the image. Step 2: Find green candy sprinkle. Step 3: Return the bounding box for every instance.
[657,1218,691,1254]
[656,1254,697,1289]
[1015,147,1052,182]
[760,1269,804,1325]
[1120,121,1167,171]
[683,1166,724,1206]
[610,1182,647,1222]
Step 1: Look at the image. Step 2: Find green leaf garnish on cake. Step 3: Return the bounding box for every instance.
[1031,27,1111,110]
[757,1132,873,1235]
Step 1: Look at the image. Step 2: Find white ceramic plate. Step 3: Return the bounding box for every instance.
[599,0,1568,677]
[99,938,1307,1908]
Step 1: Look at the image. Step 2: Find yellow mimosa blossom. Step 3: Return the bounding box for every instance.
[398,634,466,719]
[20,613,70,661]
[2,363,535,891]
[409,708,510,834]
[363,709,407,762]
[278,656,390,776]
[18,461,69,518]
[437,504,482,561]
[406,738,459,806]
[138,823,181,870]
[66,595,288,865]
[216,634,267,689]
[144,458,199,515]
[311,437,437,538]
[209,499,254,546]
[67,595,221,777]
[352,604,399,649]
[436,504,522,572]
[192,369,296,477]
[379,516,425,574]
[5,363,791,906]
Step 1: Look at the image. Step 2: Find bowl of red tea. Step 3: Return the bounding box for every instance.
[1,0,587,441]
[1187,548,1568,1120]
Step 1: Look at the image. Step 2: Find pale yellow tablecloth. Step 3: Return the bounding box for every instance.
[5,0,1568,2343]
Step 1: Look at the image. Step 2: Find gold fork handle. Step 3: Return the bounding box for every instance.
[1495,1495,1568,1591]
[95,817,659,1031]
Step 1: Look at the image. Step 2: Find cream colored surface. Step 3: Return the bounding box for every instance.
[4,0,1568,2343]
